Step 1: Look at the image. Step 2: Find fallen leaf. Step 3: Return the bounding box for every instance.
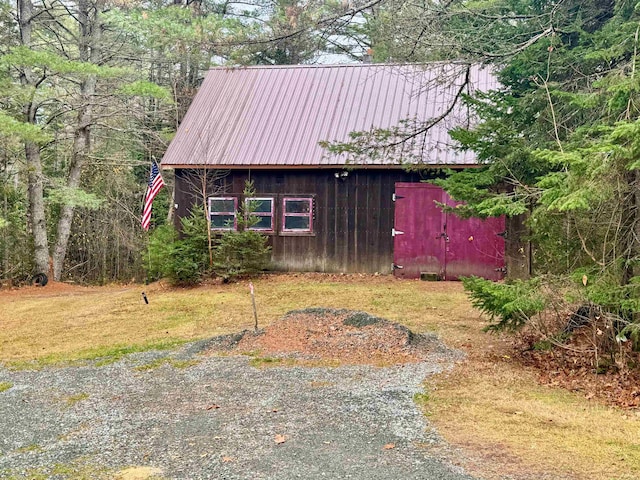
[206,404,220,410]
[274,434,288,444]
[582,275,588,286]
[383,443,395,450]
[222,456,234,463]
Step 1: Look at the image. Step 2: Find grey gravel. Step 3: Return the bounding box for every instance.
[0,335,477,479]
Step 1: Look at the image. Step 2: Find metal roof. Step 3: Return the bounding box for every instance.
[160,63,498,169]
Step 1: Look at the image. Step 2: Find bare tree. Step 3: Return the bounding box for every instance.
[52,0,103,281]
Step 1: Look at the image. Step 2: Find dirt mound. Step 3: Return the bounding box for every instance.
[215,308,432,366]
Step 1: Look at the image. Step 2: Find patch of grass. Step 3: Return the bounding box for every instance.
[295,358,342,368]
[532,339,554,351]
[5,339,190,370]
[64,392,89,407]
[0,468,48,480]
[134,358,200,372]
[248,356,295,368]
[413,392,430,404]
[427,361,640,480]
[0,459,114,480]
[0,381,12,392]
[15,443,43,454]
[51,461,113,479]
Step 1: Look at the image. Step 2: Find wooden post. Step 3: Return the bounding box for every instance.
[249,282,258,331]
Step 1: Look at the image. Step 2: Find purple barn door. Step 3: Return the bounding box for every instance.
[393,183,505,280]
[393,183,445,279]
[442,195,505,281]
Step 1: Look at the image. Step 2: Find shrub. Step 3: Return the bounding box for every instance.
[211,181,271,281]
[212,228,270,281]
[462,276,546,331]
[146,209,209,286]
[168,209,210,285]
[146,224,176,281]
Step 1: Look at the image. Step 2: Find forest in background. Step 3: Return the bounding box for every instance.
[0,0,373,284]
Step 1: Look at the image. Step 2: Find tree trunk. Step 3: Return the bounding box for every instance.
[52,0,101,281]
[621,169,640,286]
[636,169,640,277]
[19,0,50,276]
[26,141,50,274]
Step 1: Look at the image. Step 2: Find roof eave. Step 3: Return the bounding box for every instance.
[160,163,479,170]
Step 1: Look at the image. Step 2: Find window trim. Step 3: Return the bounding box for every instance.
[209,196,238,231]
[245,197,275,233]
[281,197,313,234]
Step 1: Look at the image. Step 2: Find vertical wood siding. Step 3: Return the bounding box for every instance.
[175,168,428,273]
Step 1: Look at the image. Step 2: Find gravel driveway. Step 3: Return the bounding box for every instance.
[0,337,476,479]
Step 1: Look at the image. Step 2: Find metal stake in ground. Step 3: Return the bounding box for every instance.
[249,282,258,331]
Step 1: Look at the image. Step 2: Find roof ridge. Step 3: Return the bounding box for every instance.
[207,62,475,71]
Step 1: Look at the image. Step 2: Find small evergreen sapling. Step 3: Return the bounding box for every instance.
[212,181,271,281]
[462,276,545,331]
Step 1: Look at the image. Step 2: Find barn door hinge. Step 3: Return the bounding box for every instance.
[392,263,404,270]
[392,193,405,202]
[392,228,405,237]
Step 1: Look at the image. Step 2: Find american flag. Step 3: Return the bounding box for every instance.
[141,161,165,231]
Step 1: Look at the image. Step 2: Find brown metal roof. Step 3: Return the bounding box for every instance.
[160,63,498,169]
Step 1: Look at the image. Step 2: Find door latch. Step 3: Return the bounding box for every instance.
[392,228,405,237]
[392,263,404,270]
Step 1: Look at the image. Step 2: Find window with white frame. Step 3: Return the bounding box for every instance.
[282,197,313,233]
[245,197,274,232]
[209,197,237,230]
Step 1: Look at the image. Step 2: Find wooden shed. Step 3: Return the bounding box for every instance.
[161,64,526,280]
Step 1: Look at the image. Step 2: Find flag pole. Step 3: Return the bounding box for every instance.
[147,230,151,285]
[141,159,166,283]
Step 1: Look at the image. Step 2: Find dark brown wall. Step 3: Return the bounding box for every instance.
[175,168,427,273]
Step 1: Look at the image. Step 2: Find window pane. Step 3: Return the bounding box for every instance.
[211,215,235,229]
[284,216,310,231]
[247,198,272,213]
[210,199,235,213]
[250,215,273,230]
[285,199,310,214]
